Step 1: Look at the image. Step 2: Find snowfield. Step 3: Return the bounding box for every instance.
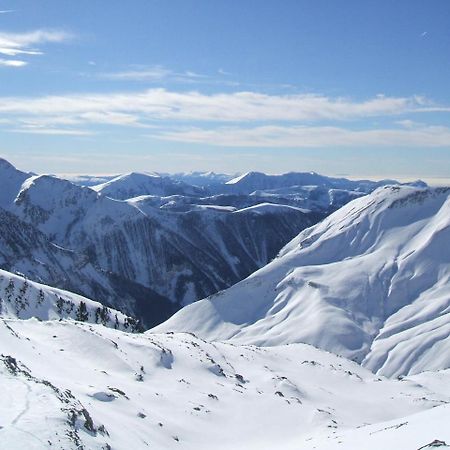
[1,318,450,450]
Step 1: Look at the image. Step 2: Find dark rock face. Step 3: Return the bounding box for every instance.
[12,181,320,306]
[0,207,174,327]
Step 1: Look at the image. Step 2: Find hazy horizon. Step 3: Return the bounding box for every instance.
[3,153,450,187]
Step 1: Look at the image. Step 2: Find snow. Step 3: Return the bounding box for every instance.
[154,186,450,377]
[1,318,450,450]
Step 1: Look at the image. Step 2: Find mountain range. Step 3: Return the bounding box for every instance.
[1,157,449,449]
[0,157,412,326]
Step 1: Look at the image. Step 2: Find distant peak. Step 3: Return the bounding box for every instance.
[118,171,162,181]
[226,171,265,185]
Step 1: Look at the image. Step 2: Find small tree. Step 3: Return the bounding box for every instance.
[56,296,64,315]
[75,301,89,322]
[37,289,45,306]
[99,305,110,325]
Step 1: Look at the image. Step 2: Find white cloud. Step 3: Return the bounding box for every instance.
[0,89,442,123]
[0,88,448,145]
[0,29,72,65]
[0,58,27,67]
[154,124,450,148]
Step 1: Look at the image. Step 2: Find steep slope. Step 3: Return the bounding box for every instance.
[154,186,450,377]
[0,206,175,328]
[0,269,140,330]
[1,318,449,450]
[92,171,203,200]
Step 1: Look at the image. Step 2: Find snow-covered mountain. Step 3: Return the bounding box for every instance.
[0,157,431,330]
[0,159,321,325]
[154,185,450,377]
[92,172,204,200]
[1,317,450,450]
[78,168,423,212]
[0,268,140,330]
[223,170,403,194]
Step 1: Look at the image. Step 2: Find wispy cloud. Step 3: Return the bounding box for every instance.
[10,127,93,136]
[155,124,450,148]
[0,88,449,148]
[218,68,232,76]
[0,29,72,66]
[100,65,207,83]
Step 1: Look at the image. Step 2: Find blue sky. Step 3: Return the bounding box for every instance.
[0,0,449,181]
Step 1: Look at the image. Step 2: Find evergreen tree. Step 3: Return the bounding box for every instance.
[76,301,89,322]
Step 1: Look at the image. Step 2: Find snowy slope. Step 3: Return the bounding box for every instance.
[1,318,450,450]
[0,269,140,330]
[154,186,450,377]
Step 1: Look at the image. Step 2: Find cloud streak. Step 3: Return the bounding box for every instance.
[99,65,208,84]
[0,29,72,66]
[154,124,450,148]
